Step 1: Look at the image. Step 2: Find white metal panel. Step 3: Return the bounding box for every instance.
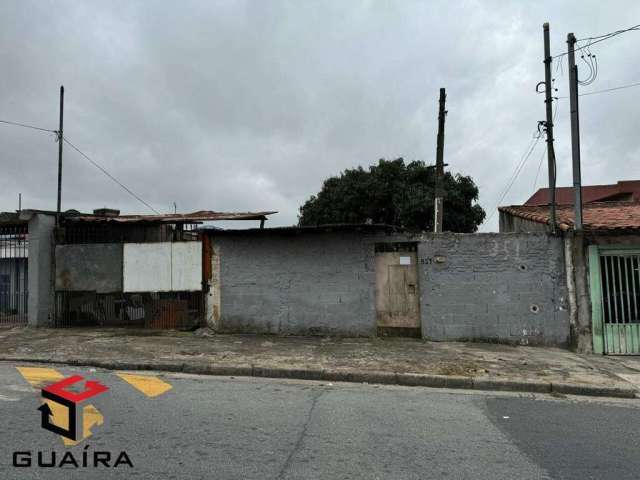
[171,242,202,291]
[123,243,172,292]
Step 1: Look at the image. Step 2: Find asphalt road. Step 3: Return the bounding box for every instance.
[0,362,638,480]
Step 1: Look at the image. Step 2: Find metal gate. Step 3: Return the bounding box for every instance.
[589,246,640,354]
[0,224,28,326]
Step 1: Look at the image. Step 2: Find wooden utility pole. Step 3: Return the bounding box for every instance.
[542,23,557,234]
[567,34,583,231]
[434,87,447,233]
[56,85,64,226]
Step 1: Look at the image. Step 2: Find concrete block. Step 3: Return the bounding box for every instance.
[473,377,551,393]
[551,382,637,398]
[322,370,397,385]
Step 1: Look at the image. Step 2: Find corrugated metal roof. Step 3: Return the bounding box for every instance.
[204,223,405,235]
[499,201,640,232]
[64,210,277,224]
[0,212,27,225]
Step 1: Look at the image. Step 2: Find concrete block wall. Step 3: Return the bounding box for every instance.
[417,233,569,346]
[213,232,377,336]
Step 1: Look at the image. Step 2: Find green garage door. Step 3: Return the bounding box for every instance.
[589,246,640,355]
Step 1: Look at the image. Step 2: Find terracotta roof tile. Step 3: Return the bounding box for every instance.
[525,181,640,206]
[498,201,640,232]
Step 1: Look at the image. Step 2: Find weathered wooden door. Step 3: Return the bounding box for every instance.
[375,250,420,336]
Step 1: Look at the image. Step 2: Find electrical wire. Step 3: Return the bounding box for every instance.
[552,24,640,59]
[62,136,160,214]
[486,131,543,223]
[577,43,598,86]
[0,119,56,133]
[557,80,640,98]
[532,146,548,191]
[578,24,640,42]
[532,98,560,189]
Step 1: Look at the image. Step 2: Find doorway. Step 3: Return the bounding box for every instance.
[589,245,640,355]
[375,243,421,337]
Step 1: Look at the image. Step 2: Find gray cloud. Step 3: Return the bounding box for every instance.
[1,0,639,231]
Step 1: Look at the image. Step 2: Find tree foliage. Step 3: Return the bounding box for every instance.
[298,158,485,232]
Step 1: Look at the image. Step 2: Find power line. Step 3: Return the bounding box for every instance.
[552,23,640,59]
[62,136,160,214]
[532,98,559,189]
[557,80,640,98]
[486,131,543,224]
[532,144,547,190]
[0,119,56,133]
[499,133,542,204]
[1,116,161,214]
[577,24,640,44]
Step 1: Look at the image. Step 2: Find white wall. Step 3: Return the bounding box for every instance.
[123,242,202,292]
[172,242,202,291]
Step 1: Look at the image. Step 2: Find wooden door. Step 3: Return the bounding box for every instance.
[375,251,420,336]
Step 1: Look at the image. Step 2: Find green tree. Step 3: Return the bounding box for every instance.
[298,158,485,232]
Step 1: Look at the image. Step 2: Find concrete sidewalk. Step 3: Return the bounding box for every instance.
[1,326,639,398]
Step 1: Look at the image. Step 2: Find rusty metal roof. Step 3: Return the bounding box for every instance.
[203,223,405,235]
[65,210,277,224]
[0,212,27,225]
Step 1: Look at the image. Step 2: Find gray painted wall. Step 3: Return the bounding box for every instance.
[211,230,569,346]
[418,233,569,346]
[213,232,377,336]
[56,243,123,293]
[26,213,55,326]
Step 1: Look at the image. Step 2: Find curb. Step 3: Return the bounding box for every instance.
[0,356,637,399]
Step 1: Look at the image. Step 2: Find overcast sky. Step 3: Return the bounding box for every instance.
[1,0,639,231]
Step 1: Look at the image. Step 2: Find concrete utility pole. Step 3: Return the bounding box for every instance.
[56,85,64,226]
[434,87,447,233]
[567,34,583,231]
[566,33,591,352]
[542,23,557,234]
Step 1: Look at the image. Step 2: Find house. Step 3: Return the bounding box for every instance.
[524,180,640,206]
[52,209,276,329]
[202,226,568,345]
[16,207,571,347]
[499,198,640,354]
[7,208,275,330]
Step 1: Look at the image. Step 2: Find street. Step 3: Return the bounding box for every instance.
[0,362,638,479]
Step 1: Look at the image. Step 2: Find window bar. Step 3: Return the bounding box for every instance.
[606,256,617,352]
[632,256,640,322]
[602,256,611,324]
[622,256,631,354]
[615,256,624,352]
